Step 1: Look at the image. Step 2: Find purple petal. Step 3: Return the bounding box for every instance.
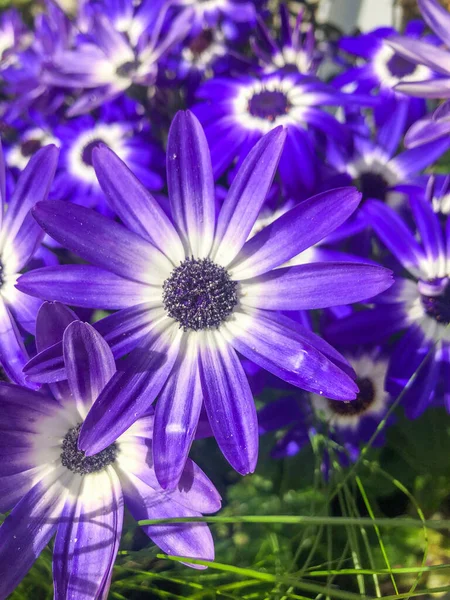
[63,322,116,415]
[0,298,29,385]
[325,305,408,346]
[79,322,182,456]
[389,137,450,179]
[395,77,450,98]
[418,0,450,48]
[365,199,425,275]
[409,194,446,278]
[92,146,185,264]
[241,263,393,310]
[23,341,65,383]
[0,140,5,227]
[32,201,173,284]
[176,459,221,514]
[0,469,68,599]
[224,309,359,399]
[53,469,123,600]
[229,187,362,279]
[94,302,158,358]
[154,335,203,490]
[17,265,151,309]
[387,36,450,76]
[4,286,42,335]
[0,145,59,252]
[35,301,79,402]
[258,396,305,434]
[405,116,450,148]
[167,111,215,258]
[213,127,286,266]
[121,471,214,567]
[1,212,44,274]
[0,467,44,514]
[199,331,258,475]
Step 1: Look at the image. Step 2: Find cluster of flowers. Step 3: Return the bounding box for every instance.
[0,0,449,596]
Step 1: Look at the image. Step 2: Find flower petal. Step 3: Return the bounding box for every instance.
[229,187,362,280]
[409,194,447,279]
[32,201,172,284]
[199,330,258,475]
[418,0,450,48]
[154,334,203,490]
[241,263,393,310]
[212,127,286,266]
[63,321,116,418]
[92,145,185,264]
[365,199,425,276]
[223,309,358,399]
[17,265,152,309]
[79,320,182,457]
[0,297,28,385]
[0,467,69,599]
[53,468,123,600]
[167,111,215,258]
[0,145,59,253]
[120,470,214,568]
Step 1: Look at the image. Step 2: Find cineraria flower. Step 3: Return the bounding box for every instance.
[194,71,376,195]
[0,303,219,599]
[321,100,450,235]
[0,141,58,384]
[19,111,393,490]
[45,0,192,116]
[259,350,392,459]
[387,0,450,98]
[334,21,435,120]
[326,195,450,418]
[252,4,321,75]
[427,175,450,216]
[52,98,164,212]
[5,123,58,172]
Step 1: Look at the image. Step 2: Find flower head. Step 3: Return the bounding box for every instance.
[19,111,393,490]
[0,302,219,599]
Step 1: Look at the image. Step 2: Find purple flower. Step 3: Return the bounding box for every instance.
[0,301,219,599]
[0,141,58,384]
[52,97,164,213]
[18,111,393,490]
[194,71,377,196]
[259,349,393,463]
[387,0,450,98]
[252,4,322,75]
[327,194,450,418]
[45,0,192,116]
[321,100,450,237]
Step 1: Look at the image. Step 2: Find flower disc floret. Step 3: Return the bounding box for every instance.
[248,89,290,122]
[61,423,118,475]
[421,282,450,325]
[327,377,375,416]
[162,257,238,331]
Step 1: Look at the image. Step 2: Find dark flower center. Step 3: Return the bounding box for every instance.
[21,139,42,157]
[116,59,140,78]
[81,138,103,166]
[0,262,4,289]
[357,171,389,201]
[189,29,214,56]
[162,257,238,331]
[327,377,375,416]
[61,423,118,475]
[421,283,450,325]
[386,53,416,78]
[248,90,290,122]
